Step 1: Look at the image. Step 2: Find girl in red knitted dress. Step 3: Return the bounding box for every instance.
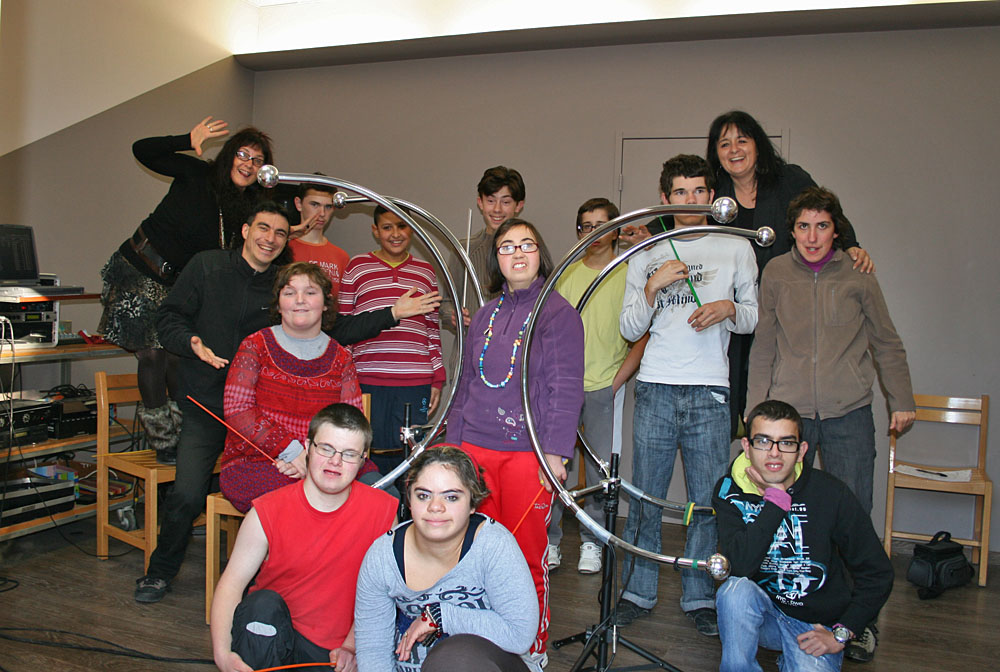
[220,262,378,511]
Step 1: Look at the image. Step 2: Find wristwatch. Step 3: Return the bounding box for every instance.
[832,624,852,644]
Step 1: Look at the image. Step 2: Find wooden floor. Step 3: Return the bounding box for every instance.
[1,516,998,671]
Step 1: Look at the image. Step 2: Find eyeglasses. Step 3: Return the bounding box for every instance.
[749,435,801,453]
[235,148,265,167]
[309,441,364,463]
[576,224,603,234]
[497,242,539,255]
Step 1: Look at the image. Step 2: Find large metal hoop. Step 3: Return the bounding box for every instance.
[256,166,481,488]
[519,199,773,579]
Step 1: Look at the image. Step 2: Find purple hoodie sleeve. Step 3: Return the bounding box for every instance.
[533,296,585,459]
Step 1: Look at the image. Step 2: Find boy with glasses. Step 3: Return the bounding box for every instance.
[546,198,646,574]
[713,399,893,672]
[211,403,397,672]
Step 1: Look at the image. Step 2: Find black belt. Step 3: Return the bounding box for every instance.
[129,227,177,283]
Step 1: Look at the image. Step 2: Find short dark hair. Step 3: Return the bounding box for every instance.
[372,204,406,226]
[245,200,290,227]
[211,127,274,192]
[745,400,803,439]
[706,111,785,191]
[786,186,848,249]
[576,197,620,230]
[659,154,715,196]
[477,166,525,202]
[485,218,555,295]
[404,444,490,508]
[297,173,336,199]
[308,403,373,452]
[270,261,338,329]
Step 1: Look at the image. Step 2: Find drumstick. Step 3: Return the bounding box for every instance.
[186,395,277,464]
[668,239,702,308]
[511,484,547,535]
[460,208,472,309]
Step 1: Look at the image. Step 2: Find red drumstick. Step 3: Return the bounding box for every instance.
[186,395,276,464]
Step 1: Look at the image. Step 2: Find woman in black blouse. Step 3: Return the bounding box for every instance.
[99,116,273,463]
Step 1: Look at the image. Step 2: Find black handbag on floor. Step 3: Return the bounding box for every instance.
[906,530,974,599]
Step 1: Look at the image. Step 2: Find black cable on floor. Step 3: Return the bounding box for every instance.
[0,627,214,665]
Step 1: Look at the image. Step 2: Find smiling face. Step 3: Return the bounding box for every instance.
[715,124,758,183]
[477,186,524,233]
[230,144,265,189]
[792,209,839,263]
[278,274,326,337]
[742,417,807,491]
[409,463,474,545]
[371,211,413,263]
[241,211,289,272]
[496,224,540,290]
[306,424,367,499]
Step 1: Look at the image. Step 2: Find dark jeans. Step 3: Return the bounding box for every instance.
[231,589,329,670]
[801,405,876,515]
[146,398,225,580]
[361,383,430,475]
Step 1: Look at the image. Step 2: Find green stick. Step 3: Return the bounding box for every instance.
[668,239,702,307]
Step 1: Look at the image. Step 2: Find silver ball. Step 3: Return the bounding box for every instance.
[256,164,279,188]
[711,197,738,224]
[755,226,776,248]
[707,553,731,581]
[333,191,348,209]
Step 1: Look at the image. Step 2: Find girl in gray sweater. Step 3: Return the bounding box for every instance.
[354,446,539,672]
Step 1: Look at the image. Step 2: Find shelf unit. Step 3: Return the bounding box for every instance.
[2,334,136,542]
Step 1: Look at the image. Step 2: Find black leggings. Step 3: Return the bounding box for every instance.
[423,634,530,672]
[135,347,179,408]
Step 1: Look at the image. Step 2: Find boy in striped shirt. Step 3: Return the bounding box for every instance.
[339,206,445,475]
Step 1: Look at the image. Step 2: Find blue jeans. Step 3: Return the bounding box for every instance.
[717,577,843,672]
[621,382,730,612]
[801,405,876,515]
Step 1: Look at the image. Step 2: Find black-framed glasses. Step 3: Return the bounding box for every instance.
[576,223,603,234]
[235,148,265,167]
[309,440,364,463]
[749,435,801,453]
[497,242,539,255]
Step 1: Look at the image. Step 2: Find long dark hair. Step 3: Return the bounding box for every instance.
[209,127,274,248]
[485,218,555,295]
[706,111,785,192]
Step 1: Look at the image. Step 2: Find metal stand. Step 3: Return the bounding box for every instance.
[552,454,683,672]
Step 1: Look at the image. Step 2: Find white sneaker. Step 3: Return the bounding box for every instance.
[546,543,562,570]
[577,542,602,574]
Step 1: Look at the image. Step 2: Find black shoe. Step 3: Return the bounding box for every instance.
[686,608,719,637]
[155,448,177,465]
[845,625,878,662]
[614,599,651,626]
[134,575,170,603]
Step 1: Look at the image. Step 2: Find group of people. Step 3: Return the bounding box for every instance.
[96,109,914,672]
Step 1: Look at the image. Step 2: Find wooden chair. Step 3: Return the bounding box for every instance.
[205,393,372,623]
[884,394,991,586]
[96,371,218,571]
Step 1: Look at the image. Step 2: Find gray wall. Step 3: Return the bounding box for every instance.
[0,57,255,388]
[252,26,1000,546]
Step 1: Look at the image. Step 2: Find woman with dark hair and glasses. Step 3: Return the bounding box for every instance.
[219,262,380,512]
[355,445,539,671]
[99,116,275,464]
[445,219,584,665]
